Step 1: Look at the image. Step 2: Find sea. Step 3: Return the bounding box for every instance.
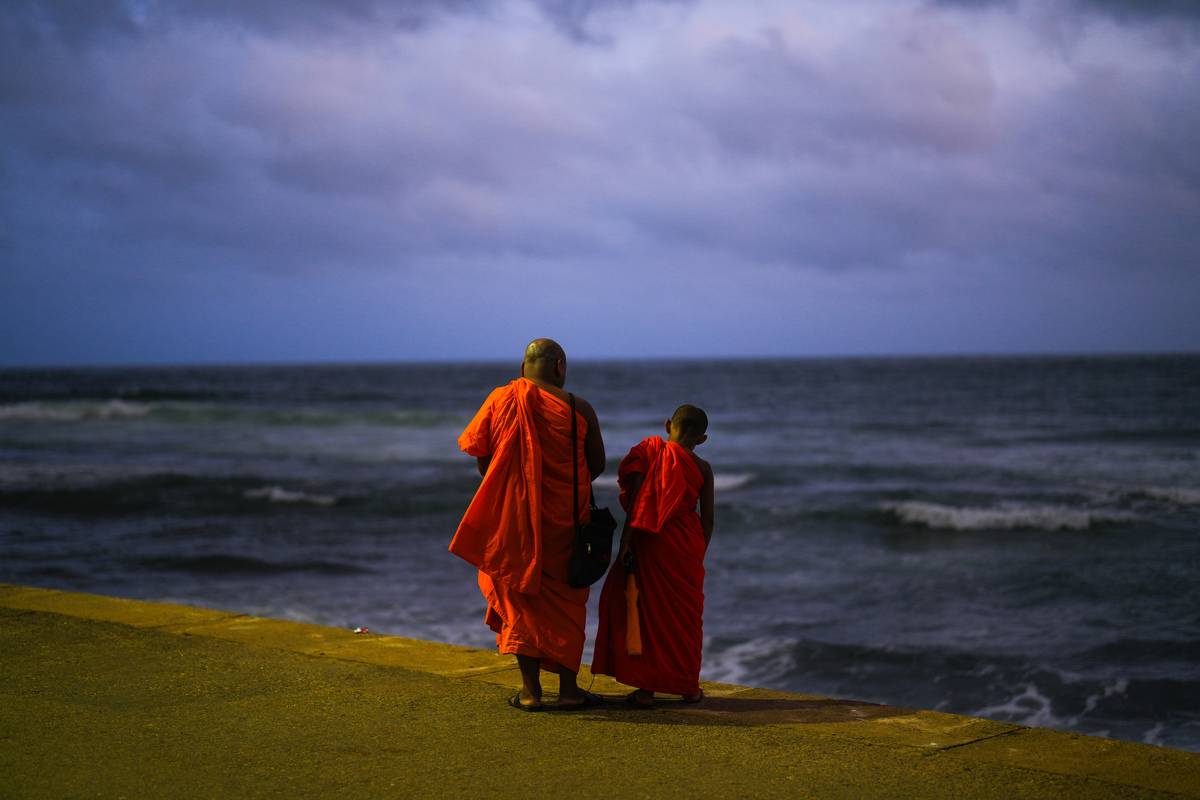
[1,356,1198,751]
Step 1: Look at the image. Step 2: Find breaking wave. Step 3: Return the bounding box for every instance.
[0,400,152,421]
[700,635,1200,750]
[134,554,373,576]
[0,475,348,515]
[883,501,1134,531]
[593,471,755,492]
[243,486,338,506]
[0,400,452,428]
[714,472,756,491]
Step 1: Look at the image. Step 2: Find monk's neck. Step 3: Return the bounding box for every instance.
[522,376,569,403]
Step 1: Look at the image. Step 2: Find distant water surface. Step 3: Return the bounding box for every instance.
[1,356,1198,750]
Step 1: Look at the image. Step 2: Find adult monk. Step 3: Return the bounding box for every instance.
[450,338,606,711]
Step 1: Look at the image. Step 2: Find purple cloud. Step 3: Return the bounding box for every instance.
[1,0,1197,364]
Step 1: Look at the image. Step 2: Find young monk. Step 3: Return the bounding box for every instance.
[591,404,715,707]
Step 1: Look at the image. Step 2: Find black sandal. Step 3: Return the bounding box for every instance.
[508,692,543,712]
[552,691,605,711]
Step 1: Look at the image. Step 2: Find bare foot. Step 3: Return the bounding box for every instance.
[682,689,704,703]
[553,670,592,708]
[514,654,544,710]
[626,689,654,707]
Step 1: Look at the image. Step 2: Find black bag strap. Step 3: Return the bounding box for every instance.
[569,393,599,531]
[569,392,579,534]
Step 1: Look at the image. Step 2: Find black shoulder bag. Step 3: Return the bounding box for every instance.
[567,393,617,588]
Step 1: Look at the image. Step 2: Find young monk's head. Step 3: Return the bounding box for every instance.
[666,404,708,449]
[521,338,567,387]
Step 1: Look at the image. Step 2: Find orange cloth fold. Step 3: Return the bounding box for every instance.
[593,437,706,696]
[450,378,592,673]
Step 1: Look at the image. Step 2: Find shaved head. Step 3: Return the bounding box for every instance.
[521,338,567,388]
[523,338,565,365]
[671,404,708,437]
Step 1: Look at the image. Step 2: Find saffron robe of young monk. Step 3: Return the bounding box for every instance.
[592,436,706,696]
[450,378,592,674]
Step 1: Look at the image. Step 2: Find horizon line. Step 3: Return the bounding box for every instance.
[3,347,1199,371]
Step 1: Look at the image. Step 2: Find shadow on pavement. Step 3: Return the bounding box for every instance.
[565,694,910,727]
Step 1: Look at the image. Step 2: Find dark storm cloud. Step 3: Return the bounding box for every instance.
[2,0,687,47]
[1086,0,1200,19]
[2,0,479,43]
[4,0,1197,270]
[932,0,1200,21]
[1,0,1198,363]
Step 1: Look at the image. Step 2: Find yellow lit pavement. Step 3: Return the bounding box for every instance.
[2,584,1198,798]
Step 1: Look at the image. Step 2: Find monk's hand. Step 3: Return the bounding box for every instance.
[621,547,636,572]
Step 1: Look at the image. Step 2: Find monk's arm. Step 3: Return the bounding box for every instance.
[576,396,606,477]
[460,391,496,477]
[699,460,715,546]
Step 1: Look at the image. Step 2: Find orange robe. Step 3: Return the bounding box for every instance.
[592,437,706,696]
[450,378,591,673]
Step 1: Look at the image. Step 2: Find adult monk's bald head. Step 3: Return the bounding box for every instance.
[521,338,567,387]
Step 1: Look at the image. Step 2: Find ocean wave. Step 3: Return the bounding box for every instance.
[701,634,1200,750]
[1013,427,1200,445]
[1,473,213,515]
[702,635,800,687]
[1,474,348,515]
[134,554,373,576]
[1081,637,1200,666]
[0,400,152,421]
[883,501,1133,531]
[714,472,756,491]
[1124,486,1200,507]
[592,475,620,491]
[243,486,338,506]
[0,399,455,428]
[592,472,755,492]
[971,679,1129,733]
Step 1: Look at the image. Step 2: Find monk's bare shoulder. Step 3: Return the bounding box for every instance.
[573,394,601,430]
[690,451,713,481]
[574,394,606,475]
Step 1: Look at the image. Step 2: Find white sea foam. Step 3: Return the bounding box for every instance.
[714,472,755,491]
[1143,723,1166,747]
[243,486,337,506]
[1075,678,1128,725]
[589,472,754,493]
[592,474,620,491]
[973,683,1064,730]
[0,400,153,421]
[885,501,1133,531]
[974,678,1128,733]
[700,636,796,686]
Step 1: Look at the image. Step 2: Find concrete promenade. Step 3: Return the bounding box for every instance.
[2,584,1198,799]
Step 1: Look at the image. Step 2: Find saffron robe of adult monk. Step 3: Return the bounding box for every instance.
[450,378,591,674]
[592,436,706,696]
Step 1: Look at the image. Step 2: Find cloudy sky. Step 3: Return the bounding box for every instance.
[2,0,1198,365]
